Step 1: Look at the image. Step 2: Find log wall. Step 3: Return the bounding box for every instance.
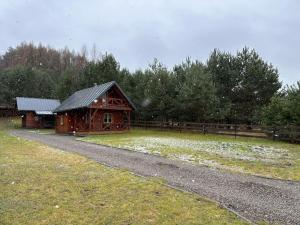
[24,112,40,128]
[55,109,131,134]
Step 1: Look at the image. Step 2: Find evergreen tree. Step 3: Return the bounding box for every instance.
[174,59,219,122]
[207,47,281,123]
[0,43,289,125]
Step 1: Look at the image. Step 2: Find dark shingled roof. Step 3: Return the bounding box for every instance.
[54,81,136,112]
[16,97,60,112]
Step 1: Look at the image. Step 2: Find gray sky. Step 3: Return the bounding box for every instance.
[0,0,299,84]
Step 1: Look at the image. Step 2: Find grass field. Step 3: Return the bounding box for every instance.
[0,119,249,225]
[81,129,300,181]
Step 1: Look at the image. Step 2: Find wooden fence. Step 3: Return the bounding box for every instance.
[132,121,300,143]
[0,105,18,117]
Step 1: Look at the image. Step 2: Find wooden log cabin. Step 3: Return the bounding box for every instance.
[54,81,136,134]
[16,97,61,128]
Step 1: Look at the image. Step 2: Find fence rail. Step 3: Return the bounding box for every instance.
[132,121,300,143]
[0,107,18,117]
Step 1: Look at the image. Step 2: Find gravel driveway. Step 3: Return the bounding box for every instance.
[10,130,300,225]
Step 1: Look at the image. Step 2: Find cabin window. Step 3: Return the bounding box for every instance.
[103,113,112,124]
[60,116,64,126]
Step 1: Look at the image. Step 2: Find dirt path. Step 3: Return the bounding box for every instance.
[10,130,300,225]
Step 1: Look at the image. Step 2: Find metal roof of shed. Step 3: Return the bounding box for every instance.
[16,97,60,112]
[54,81,136,112]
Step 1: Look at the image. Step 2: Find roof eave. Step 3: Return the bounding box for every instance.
[86,81,116,109]
[86,81,137,111]
[54,106,87,113]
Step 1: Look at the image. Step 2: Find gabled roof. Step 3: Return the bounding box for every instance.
[16,97,60,114]
[54,81,136,112]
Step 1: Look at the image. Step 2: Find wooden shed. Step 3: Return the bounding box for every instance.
[16,97,60,128]
[54,81,136,134]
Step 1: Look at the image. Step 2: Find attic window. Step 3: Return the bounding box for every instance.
[103,113,112,124]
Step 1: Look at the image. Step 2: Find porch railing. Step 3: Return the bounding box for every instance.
[106,98,128,107]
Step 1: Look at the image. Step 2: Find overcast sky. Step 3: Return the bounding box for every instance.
[0,0,299,84]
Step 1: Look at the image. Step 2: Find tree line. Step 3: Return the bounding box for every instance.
[0,42,299,126]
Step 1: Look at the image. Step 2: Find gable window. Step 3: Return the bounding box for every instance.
[103,113,112,124]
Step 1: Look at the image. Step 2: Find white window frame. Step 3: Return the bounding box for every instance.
[103,113,112,124]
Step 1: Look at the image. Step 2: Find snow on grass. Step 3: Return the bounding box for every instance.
[81,130,300,180]
[118,137,291,163]
[172,154,196,162]
[28,129,54,135]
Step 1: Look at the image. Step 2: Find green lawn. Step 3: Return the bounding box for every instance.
[80,128,300,181]
[0,119,249,225]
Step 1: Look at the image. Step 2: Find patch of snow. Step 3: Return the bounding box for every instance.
[122,137,291,163]
[198,159,246,173]
[172,154,196,162]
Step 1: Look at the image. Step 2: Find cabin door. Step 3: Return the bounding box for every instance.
[94,116,102,131]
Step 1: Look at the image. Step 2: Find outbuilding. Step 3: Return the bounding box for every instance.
[54,81,136,134]
[16,97,60,128]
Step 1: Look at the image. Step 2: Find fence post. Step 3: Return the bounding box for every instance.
[272,127,276,141]
[203,124,207,135]
[290,125,294,143]
[234,124,237,139]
